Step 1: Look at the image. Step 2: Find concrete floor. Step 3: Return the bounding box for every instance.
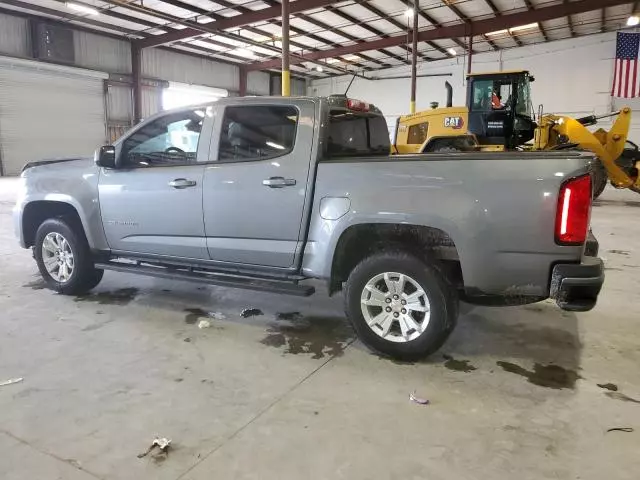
[0,177,639,480]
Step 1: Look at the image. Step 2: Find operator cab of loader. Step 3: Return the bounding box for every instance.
[466,70,537,149]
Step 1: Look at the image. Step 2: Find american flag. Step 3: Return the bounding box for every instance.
[612,32,640,98]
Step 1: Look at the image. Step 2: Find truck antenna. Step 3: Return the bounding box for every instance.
[344,74,357,96]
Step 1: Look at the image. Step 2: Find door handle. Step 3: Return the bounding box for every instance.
[168,178,197,189]
[262,177,296,188]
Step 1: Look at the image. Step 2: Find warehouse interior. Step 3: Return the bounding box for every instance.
[1,0,640,479]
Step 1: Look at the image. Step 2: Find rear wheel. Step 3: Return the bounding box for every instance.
[344,252,458,360]
[34,218,103,295]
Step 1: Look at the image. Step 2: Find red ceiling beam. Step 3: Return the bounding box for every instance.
[246,0,631,71]
[136,0,338,48]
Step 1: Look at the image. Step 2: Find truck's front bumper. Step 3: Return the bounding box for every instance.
[550,256,604,312]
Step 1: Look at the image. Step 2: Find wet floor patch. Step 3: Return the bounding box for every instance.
[442,354,477,372]
[608,249,630,256]
[276,311,303,321]
[597,383,619,391]
[593,199,640,208]
[22,278,47,290]
[605,392,640,404]
[496,361,581,389]
[75,288,139,305]
[184,308,211,325]
[241,308,263,318]
[260,315,354,359]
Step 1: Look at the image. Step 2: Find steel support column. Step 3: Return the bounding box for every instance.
[467,33,473,76]
[410,1,418,113]
[131,43,142,124]
[281,0,290,96]
[239,67,247,96]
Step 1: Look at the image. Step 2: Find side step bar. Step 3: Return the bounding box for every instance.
[95,262,315,297]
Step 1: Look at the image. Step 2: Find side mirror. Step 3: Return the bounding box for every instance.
[95,145,116,168]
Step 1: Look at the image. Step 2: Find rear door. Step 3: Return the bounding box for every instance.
[202,100,315,268]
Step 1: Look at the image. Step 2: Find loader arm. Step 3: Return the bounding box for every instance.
[541,108,638,189]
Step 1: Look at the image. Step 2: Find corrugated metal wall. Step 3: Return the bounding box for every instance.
[0,13,30,58]
[247,71,270,95]
[270,75,307,96]
[74,30,131,73]
[142,48,239,92]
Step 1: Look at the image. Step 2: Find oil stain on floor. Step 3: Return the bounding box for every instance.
[442,354,477,372]
[75,288,139,306]
[497,360,581,389]
[260,315,354,359]
[605,391,640,404]
[597,383,619,391]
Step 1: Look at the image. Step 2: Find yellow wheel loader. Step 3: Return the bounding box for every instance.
[394,70,640,197]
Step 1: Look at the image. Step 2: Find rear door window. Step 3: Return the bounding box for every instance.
[327,112,390,157]
[218,105,298,162]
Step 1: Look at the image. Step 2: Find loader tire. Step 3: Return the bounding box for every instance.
[592,162,608,199]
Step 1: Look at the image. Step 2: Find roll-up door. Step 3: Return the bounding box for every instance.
[0,57,107,175]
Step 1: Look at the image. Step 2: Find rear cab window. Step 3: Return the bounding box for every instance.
[324,96,390,158]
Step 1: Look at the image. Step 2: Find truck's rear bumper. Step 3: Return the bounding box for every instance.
[550,256,604,312]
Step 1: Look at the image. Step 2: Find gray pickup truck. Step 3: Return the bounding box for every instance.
[14,95,604,359]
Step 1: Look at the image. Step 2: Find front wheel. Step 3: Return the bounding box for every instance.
[34,218,104,295]
[344,252,458,361]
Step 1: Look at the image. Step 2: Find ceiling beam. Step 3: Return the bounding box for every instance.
[396,0,473,52]
[213,0,387,69]
[484,0,522,47]
[442,0,501,50]
[360,2,449,59]
[135,0,338,48]
[522,0,549,42]
[246,0,630,70]
[564,0,575,37]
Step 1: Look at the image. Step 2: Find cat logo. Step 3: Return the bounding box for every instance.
[444,117,464,129]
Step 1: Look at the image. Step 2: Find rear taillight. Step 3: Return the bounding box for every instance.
[555,174,592,245]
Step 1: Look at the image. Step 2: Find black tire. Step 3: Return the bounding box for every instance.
[34,217,103,295]
[592,163,608,199]
[344,251,459,361]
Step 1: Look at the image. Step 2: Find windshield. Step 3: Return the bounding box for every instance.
[516,76,532,117]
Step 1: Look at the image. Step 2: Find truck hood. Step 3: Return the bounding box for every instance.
[22,156,94,173]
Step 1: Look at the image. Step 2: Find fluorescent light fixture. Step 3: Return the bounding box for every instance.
[486,23,539,37]
[628,15,640,26]
[405,9,413,18]
[316,65,324,72]
[326,58,341,64]
[447,48,457,56]
[231,48,256,59]
[485,29,508,37]
[344,55,360,61]
[66,2,99,15]
[509,22,539,32]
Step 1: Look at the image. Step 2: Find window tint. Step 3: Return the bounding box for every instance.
[327,112,390,157]
[218,105,298,161]
[121,109,204,167]
[407,122,428,144]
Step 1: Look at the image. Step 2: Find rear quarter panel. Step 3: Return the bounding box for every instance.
[303,151,595,297]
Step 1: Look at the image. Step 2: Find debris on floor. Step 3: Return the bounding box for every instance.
[198,319,211,329]
[606,427,634,433]
[409,391,430,405]
[241,308,263,318]
[0,378,23,387]
[597,382,619,391]
[137,437,172,459]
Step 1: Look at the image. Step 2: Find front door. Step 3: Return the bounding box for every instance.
[99,107,210,259]
[202,101,315,268]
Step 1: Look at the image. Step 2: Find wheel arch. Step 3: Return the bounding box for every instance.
[329,223,463,295]
[22,200,85,248]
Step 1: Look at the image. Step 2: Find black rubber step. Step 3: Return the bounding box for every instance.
[95,262,315,297]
